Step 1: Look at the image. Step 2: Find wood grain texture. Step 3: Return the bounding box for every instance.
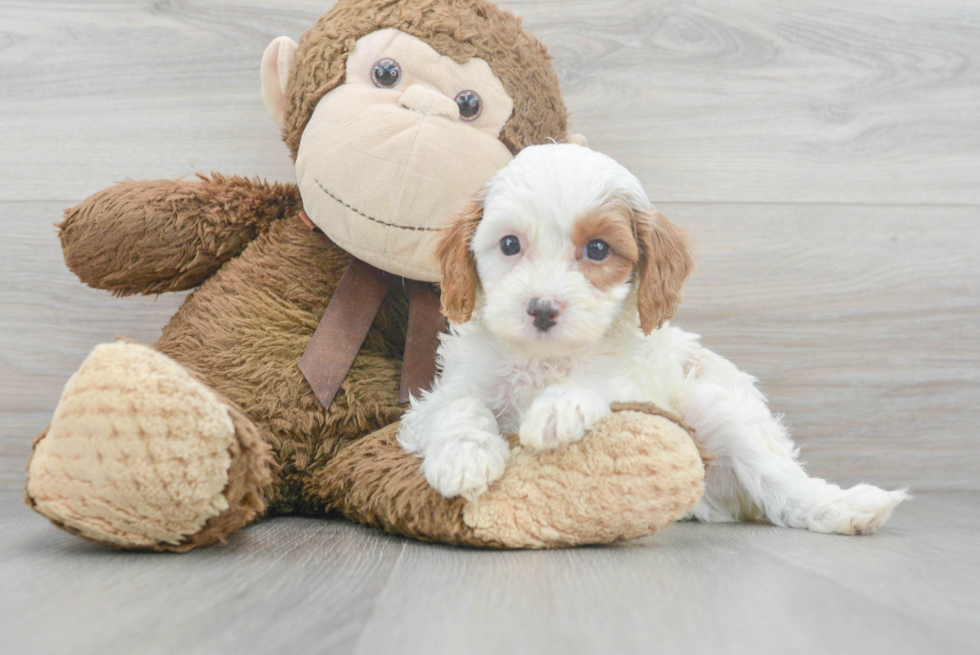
[2,0,979,203]
[3,490,979,655]
[355,492,980,655]
[0,492,407,655]
[671,203,980,491]
[518,0,980,204]
[0,0,312,202]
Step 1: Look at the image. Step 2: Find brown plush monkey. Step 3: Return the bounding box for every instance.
[24,0,706,551]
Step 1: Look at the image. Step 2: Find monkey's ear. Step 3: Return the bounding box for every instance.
[261,36,299,127]
[634,209,695,334]
[435,191,486,324]
[567,134,589,147]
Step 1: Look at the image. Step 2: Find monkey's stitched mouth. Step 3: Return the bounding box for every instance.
[316,180,443,232]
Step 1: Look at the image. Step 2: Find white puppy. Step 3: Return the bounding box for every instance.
[398,144,908,535]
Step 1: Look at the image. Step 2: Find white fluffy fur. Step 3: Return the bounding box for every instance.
[398,144,908,534]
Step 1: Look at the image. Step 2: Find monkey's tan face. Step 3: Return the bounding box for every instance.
[295,29,515,282]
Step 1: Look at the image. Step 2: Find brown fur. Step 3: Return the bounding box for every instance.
[155,400,276,552]
[315,402,703,548]
[28,1,705,550]
[24,372,276,552]
[315,421,479,545]
[40,0,571,537]
[435,194,483,324]
[155,216,409,514]
[283,0,568,159]
[634,209,695,334]
[572,203,639,292]
[59,174,302,296]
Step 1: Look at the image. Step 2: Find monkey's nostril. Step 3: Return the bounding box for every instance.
[527,298,560,332]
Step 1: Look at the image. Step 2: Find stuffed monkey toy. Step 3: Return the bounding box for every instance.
[24,0,706,551]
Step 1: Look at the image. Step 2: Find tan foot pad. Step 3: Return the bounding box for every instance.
[463,405,705,548]
[26,342,238,548]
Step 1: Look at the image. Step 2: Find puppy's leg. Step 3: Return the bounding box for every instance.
[399,394,510,502]
[681,380,908,535]
[519,385,612,451]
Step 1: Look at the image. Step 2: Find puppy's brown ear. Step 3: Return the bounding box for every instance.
[634,209,695,334]
[436,191,485,324]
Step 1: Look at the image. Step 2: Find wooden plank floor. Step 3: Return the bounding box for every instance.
[1,1,979,653]
[3,491,979,655]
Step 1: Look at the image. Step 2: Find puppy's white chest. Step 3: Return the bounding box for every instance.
[492,360,576,432]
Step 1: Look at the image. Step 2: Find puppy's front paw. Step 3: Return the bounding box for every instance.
[423,432,510,502]
[519,389,611,451]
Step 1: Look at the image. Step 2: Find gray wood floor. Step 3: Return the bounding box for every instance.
[1,1,979,653]
[3,491,979,655]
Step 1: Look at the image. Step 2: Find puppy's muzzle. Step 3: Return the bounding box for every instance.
[527,298,560,332]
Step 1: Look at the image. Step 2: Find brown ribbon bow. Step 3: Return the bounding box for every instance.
[297,212,446,409]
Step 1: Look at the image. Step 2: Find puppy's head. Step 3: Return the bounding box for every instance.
[437,144,693,357]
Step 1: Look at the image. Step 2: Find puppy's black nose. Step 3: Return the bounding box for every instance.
[527,298,560,332]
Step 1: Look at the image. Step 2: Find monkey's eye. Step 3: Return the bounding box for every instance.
[371,59,401,88]
[455,90,482,121]
[499,235,521,256]
[585,239,610,262]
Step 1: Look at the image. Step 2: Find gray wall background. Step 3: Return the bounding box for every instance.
[1,0,977,492]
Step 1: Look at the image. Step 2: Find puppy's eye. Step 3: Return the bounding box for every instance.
[372,59,401,88]
[455,90,482,121]
[585,239,610,262]
[499,235,521,256]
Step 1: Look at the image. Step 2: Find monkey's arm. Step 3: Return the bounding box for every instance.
[59,173,302,295]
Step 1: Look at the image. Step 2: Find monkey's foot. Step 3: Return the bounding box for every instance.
[465,404,706,547]
[317,403,706,548]
[26,341,272,551]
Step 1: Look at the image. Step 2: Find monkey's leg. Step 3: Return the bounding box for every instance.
[25,341,275,551]
[60,174,301,296]
[310,404,706,548]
